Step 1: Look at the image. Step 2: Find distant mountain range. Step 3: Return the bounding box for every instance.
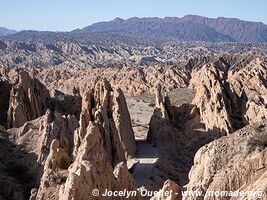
[1,15,267,43]
[0,27,16,36]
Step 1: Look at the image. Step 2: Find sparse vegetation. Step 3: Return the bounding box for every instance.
[252,122,265,133]
[148,103,155,107]
[50,170,68,185]
[246,126,267,154]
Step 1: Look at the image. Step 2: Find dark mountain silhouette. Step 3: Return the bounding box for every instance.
[80,16,234,42]
[2,15,267,43]
[181,15,267,42]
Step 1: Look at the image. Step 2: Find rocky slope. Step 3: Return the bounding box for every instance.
[0,40,267,69]
[151,124,267,200]
[1,54,265,98]
[0,54,267,199]
[33,80,137,199]
[146,55,267,195]
[7,71,50,128]
[183,124,267,200]
[0,71,137,199]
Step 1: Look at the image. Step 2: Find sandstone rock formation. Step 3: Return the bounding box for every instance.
[26,79,137,199]
[1,54,267,200]
[35,118,137,199]
[7,110,79,188]
[151,179,182,200]
[190,57,267,135]
[183,124,267,200]
[147,55,267,192]
[0,70,138,199]
[57,123,137,200]
[190,64,248,135]
[74,79,136,166]
[228,58,267,124]
[147,87,213,190]
[0,70,82,200]
[7,71,50,128]
[33,65,190,96]
[34,139,71,200]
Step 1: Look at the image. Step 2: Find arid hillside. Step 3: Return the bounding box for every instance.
[0,54,266,200]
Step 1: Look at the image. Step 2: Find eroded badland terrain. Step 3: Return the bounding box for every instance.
[1,15,267,200]
[0,52,266,200]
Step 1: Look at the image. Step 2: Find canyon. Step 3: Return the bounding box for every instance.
[0,54,266,199]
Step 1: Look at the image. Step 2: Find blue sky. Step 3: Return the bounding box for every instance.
[1,0,266,31]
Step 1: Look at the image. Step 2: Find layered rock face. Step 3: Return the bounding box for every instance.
[228,58,267,124]
[1,54,267,200]
[2,54,265,98]
[190,57,267,135]
[147,56,267,194]
[56,123,136,200]
[7,110,79,191]
[33,80,137,200]
[0,69,83,199]
[183,124,267,200]
[33,65,190,96]
[74,80,136,166]
[147,88,212,190]
[190,64,248,135]
[0,68,137,200]
[7,71,50,128]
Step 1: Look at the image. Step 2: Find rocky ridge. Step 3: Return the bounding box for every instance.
[0,71,137,199]
[147,56,267,199]
[3,15,267,43]
[1,40,267,69]
[0,54,267,199]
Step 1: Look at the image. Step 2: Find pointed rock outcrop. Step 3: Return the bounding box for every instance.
[74,79,136,166]
[59,122,120,200]
[32,79,137,199]
[7,71,50,128]
[190,64,248,134]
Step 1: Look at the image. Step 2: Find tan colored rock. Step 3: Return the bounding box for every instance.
[74,79,136,166]
[2,55,267,199]
[112,87,136,156]
[32,65,190,96]
[7,71,50,128]
[151,179,182,200]
[7,109,79,193]
[113,162,137,191]
[191,64,245,134]
[190,58,267,135]
[147,57,267,191]
[58,122,137,200]
[183,124,267,200]
[228,58,267,123]
[35,139,70,200]
[33,80,137,199]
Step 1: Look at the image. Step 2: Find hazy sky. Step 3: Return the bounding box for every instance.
[1,0,266,31]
